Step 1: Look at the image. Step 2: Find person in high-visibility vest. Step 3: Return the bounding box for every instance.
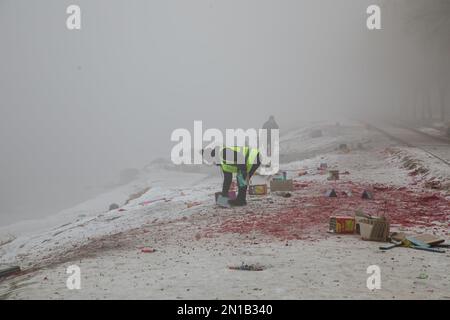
[204,146,261,206]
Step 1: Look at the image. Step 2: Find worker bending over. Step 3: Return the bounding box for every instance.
[204,146,261,206]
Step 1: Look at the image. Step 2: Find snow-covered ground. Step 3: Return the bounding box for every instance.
[0,169,219,269]
[0,120,449,299]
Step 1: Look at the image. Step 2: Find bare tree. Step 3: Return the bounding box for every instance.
[407,1,450,122]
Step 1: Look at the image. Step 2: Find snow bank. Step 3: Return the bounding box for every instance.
[0,168,217,268]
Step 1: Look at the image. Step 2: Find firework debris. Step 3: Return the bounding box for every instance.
[203,181,449,241]
[228,262,265,271]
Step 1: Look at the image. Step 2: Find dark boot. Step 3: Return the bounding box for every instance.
[229,186,247,206]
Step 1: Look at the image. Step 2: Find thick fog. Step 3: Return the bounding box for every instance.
[0,0,449,225]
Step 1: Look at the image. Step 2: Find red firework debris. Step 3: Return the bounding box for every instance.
[203,181,449,240]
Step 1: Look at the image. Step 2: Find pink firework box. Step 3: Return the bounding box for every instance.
[215,191,237,202]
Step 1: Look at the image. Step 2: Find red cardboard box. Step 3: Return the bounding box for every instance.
[329,216,355,234]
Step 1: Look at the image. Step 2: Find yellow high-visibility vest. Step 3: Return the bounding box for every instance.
[220,146,259,174]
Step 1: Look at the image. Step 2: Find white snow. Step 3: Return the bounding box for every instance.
[0,169,219,268]
[0,120,416,269]
[0,120,448,300]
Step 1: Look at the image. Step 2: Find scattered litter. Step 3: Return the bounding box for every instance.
[139,198,168,206]
[141,247,156,253]
[411,234,445,246]
[325,189,337,197]
[228,262,265,271]
[249,184,268,195]
[294,182,309,189]
[272,171,287,181]
[406,236,446,253]
[186,201,201,208]
[373,184,389,191]
[362,190,374,200]
[359,216,390,242]
[379,242,403,250]
[270,179,293,192]
[297,170,308,176]
[424,180,442,189]
[390,232,407,242]
[274,191,291,198]
[205,181,449,241]
[342,190,352,197]
[380,234,447,253]
[327,170,339,181]
[329,216,355,234]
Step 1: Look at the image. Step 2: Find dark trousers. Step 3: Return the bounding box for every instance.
[222,163,260,202]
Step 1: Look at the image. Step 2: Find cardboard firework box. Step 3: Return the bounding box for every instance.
[329,216,356,234]
[359,216,390,242]
[327,170,340,181]
[270,179,294,192]
[248,184,268,195]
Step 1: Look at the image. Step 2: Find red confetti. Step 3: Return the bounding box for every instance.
[204,181,449,240]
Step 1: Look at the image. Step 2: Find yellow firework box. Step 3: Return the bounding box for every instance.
[249,184,268,195]
[329,216,356,234]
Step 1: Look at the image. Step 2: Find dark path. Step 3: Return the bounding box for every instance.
[369,123,450,166]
